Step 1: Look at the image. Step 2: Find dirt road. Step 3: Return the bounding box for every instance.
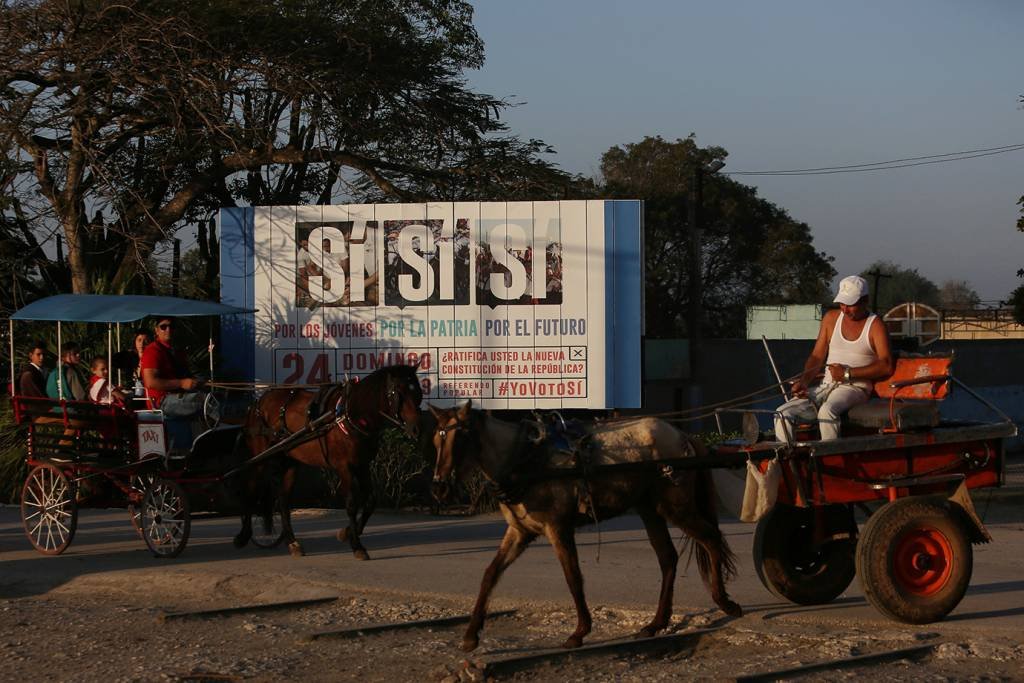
[2,498,1024,681]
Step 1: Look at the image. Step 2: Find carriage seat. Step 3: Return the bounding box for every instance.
[844,354,952,433]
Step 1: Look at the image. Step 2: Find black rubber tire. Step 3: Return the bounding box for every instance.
[250,504,286,549]
[753,503,857,605]
[856,496,972,624]
[21,463,78,555]
[140,478,191,559]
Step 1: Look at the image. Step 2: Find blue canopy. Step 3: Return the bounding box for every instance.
[10,294,255,323]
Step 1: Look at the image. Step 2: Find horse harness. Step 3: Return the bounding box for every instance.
[440,412,696,506]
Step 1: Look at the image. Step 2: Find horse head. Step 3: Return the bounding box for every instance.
[428,399,473,503]
[348,364,423,440]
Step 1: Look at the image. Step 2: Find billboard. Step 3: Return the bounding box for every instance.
[220,200,643,409]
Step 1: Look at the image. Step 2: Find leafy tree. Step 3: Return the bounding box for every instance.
[0,0,573,295]
[1010,284,1024,326]
[938,279,980,310]
[859,261,940,314]
[600,135,836,338]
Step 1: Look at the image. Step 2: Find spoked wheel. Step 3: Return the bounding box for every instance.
[250,503,286,549]
[753,503,857,605]
[21,463,78,555]
[127,473,156,536]
[140,478,191,559]
[856,496,972,624]
[203,392,221,430]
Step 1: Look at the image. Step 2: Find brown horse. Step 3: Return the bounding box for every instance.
[429,401,742,651]
[236,364,422,559]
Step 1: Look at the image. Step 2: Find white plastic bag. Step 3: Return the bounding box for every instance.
[740,457,780,522]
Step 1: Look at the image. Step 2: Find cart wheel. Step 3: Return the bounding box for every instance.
[127,473,156,536]
[21,463,78,555]
[856,496,971,624]
[203,392,221,430]
[250,505,285,549]
[753,503,857,605]
[140,478,191,559]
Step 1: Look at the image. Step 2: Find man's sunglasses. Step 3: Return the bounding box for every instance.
[158,323,174,330]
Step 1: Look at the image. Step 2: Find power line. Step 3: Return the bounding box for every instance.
[725,142,1024,176]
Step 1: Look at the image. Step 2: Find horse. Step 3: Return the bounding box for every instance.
[429,401,742,651]
[236,363,423,559]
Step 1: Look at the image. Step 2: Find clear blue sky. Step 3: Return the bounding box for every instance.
[466,0,1024,302]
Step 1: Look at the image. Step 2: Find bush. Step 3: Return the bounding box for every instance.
[0,399,28,504]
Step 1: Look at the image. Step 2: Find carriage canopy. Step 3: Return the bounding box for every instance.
[11,294,255,323]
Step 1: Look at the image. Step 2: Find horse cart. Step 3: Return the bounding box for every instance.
[710,353,1016,624]
[8,294,274,559]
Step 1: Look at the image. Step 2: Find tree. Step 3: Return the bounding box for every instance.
[859,261,940,314]
[938,279,980,310]
[0,0,573,295]
[1009,284,1024,326]
[600,135,836,338]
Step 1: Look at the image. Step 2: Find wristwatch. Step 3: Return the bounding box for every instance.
[843,366,852,383]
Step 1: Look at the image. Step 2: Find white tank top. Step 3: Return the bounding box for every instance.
[824,312,877,391]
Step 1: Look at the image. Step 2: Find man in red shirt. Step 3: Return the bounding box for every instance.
[141,317,208,449]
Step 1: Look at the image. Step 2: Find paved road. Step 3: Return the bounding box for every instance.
[3,497,1023,636]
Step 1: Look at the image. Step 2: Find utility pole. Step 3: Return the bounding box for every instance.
[686,157,725,429]
[866,268,892,308]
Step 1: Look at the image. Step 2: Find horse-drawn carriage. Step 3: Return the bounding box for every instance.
[10,294,422,560]
[428,352,1016,650]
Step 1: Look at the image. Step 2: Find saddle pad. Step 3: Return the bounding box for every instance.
[846,400,939,431]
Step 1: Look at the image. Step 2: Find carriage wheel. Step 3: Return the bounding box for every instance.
[127,473,156,536]
[203,392,221,430]
[856,496,971,624]
[753,503,857,605]
[250,504,286,549]
[21,463,78,555]
[140,478,191,559]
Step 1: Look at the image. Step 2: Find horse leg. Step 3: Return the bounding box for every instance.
[345,469,370,561]
[462,526,536,652]
[543,524,592,649]
[636,504,678,638]
[279,463,304,557]
[233,471,254,548]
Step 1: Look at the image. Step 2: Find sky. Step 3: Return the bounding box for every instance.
[465,0,1024,303]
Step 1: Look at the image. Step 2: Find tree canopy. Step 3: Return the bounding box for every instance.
[0,0,573,304]
[600,135,835,338]
[858,260,940,314]
[938,279,980,310]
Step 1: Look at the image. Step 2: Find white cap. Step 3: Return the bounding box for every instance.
[833,275,868,305]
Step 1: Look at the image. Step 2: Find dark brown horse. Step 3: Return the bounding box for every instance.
[236,364,422,559]
[429,401,741,651]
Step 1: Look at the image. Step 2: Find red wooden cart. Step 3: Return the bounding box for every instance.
[712,354,1016,623]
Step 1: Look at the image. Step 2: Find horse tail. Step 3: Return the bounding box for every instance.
[690,437,739,584]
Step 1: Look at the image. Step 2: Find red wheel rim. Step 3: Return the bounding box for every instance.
[891,526,953,596]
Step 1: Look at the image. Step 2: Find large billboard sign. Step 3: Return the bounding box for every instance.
[220,200,643,409]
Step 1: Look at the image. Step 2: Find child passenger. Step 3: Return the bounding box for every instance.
[88,357,127,406]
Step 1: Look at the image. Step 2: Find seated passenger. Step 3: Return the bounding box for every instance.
[88,357,127,407]
[774,275,895,442]
[141,316,210,451]
[18,341,48,398]
[46,342,89,401]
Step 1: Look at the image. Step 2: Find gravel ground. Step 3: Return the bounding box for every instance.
[2,572,1024,682]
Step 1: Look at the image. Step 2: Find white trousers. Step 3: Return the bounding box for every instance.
[774,383,870,443]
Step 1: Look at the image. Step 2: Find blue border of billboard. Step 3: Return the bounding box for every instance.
[219,201,643,409]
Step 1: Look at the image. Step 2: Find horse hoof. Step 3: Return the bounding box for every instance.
[232,534,249,549]
[721,600,743,618]
[635,626,660,639]
[288,541,305,557]
[336,527,350,543]
[459,637,479,652]
[562,635,584,649]
[353,549,370,561]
